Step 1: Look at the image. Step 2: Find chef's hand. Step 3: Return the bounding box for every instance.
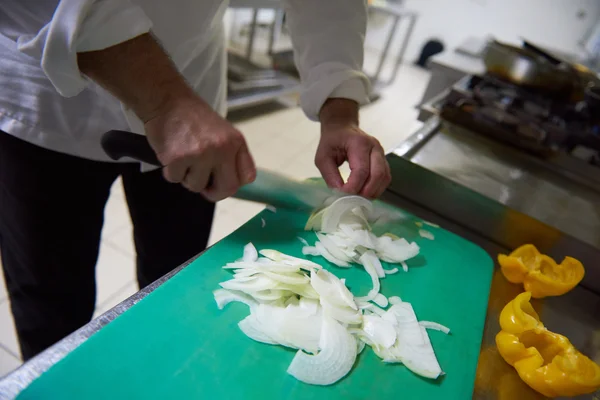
[145,96,256,201]
[316,98,391,199]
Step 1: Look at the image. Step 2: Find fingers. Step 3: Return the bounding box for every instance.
[315,149,344,190]
[181,161,212,193]
[236,142,257,185]
[162,159,189,183]
[201,153,240,201]
[341,138,372,195]
[358,146,391,199]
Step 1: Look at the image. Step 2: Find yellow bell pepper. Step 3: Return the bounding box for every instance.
[498,244,585,298]
[496,292,600,397]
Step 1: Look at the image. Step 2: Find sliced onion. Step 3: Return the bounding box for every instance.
[373,293,388,308]
[310,269,357,310]
[320,300,363,325]
[418,229,435,240]
[362,315,397,349]
[388,296,402,305]
[213,289,257,310]
[261,218,266,228]
[321,196,373,233]
[420,321,450,334]
[423,221,440,228]
[287,316,358,385]
[401,261,408,273]
[384,267,399,275]
[315,242,349,267]
[384,303,443,379]
[316,233,352,263]
[297,237,309,246]
[238,315,277,344]
[302,246,320,256]
[305,208,326,231]
[243,243,258,262]
[357,251,381,300]
[266,205,277,213]
[260,249,322,270]
[261,270,310,285]
[357,339,366,354]
[220,276,278,292]
[377,240,420,263]
[223,262,298,273]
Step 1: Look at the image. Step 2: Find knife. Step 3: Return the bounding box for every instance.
[101,130,337,212]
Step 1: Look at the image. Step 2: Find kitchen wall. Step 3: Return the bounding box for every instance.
[366,0,600,62]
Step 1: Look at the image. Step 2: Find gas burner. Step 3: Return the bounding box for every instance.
[440,75,600,165]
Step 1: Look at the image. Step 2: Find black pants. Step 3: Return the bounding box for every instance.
[0,132,215,360]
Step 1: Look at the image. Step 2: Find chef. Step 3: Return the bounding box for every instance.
[0,0,391,360]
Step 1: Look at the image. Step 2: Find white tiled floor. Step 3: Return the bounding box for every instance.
[0,63,430,377]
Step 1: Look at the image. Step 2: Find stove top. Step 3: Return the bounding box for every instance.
[439,75,600,167]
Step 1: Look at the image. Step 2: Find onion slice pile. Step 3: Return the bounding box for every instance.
[303,196,420,303]
[214,244,449,385]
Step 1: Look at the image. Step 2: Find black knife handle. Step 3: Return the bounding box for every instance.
[101,130,161,166]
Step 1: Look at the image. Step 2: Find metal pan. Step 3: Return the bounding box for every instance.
[483,40,574,96]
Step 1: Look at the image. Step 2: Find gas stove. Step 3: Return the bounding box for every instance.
[439,75,600,167]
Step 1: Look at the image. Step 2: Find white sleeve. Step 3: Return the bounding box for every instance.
[16,0,152,97]
[283,0,371,121]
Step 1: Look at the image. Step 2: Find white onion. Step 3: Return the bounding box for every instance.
[238,315,277,344]
[316,233,352,263]
[384,267,399,275]
[287,316,357,385]
[260,249,322,270]
[388,296,402,305]
[362,315,397,349]
[213,289,257,310]
[357,251,381,300]
[420,321,450,334]
[302,246,320,256]
[383,303,443,379]
[310,269,357,310]
[321,196,372,233]
[243,243,259,262]
[401,261,408,273]
[315,242,349,267]
[418,229,435,240]
[373,293,388,308]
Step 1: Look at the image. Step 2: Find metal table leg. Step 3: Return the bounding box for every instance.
[246,8,260,60]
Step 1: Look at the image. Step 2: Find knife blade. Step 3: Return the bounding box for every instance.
[101,130,338,212]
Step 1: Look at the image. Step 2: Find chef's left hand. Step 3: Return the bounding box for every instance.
[316,98,391,199]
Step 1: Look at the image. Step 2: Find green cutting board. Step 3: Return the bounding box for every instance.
[18,207,493,400]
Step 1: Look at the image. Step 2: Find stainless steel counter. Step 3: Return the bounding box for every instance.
[1,118,599,399]
[386,117,600,399]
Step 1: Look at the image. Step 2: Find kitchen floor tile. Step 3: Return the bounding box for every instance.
[0,346,21,378]
[208,209,247,246]
[94,280,138,318]
[95,243,136,307]
[0,300,20,360]
[102,191,132,238]
[219,198,265,222]
[103,225,135,257]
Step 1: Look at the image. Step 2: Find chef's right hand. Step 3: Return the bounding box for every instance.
[144,96,256,201]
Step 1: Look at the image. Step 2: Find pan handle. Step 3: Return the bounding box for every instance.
[101,130,161,166]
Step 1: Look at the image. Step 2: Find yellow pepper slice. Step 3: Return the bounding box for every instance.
[498,244,585,298]
[496,292,600,397]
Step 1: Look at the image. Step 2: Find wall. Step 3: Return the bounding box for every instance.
[365,0,600,63]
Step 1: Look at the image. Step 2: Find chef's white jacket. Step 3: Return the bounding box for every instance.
[0,0,370,162]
